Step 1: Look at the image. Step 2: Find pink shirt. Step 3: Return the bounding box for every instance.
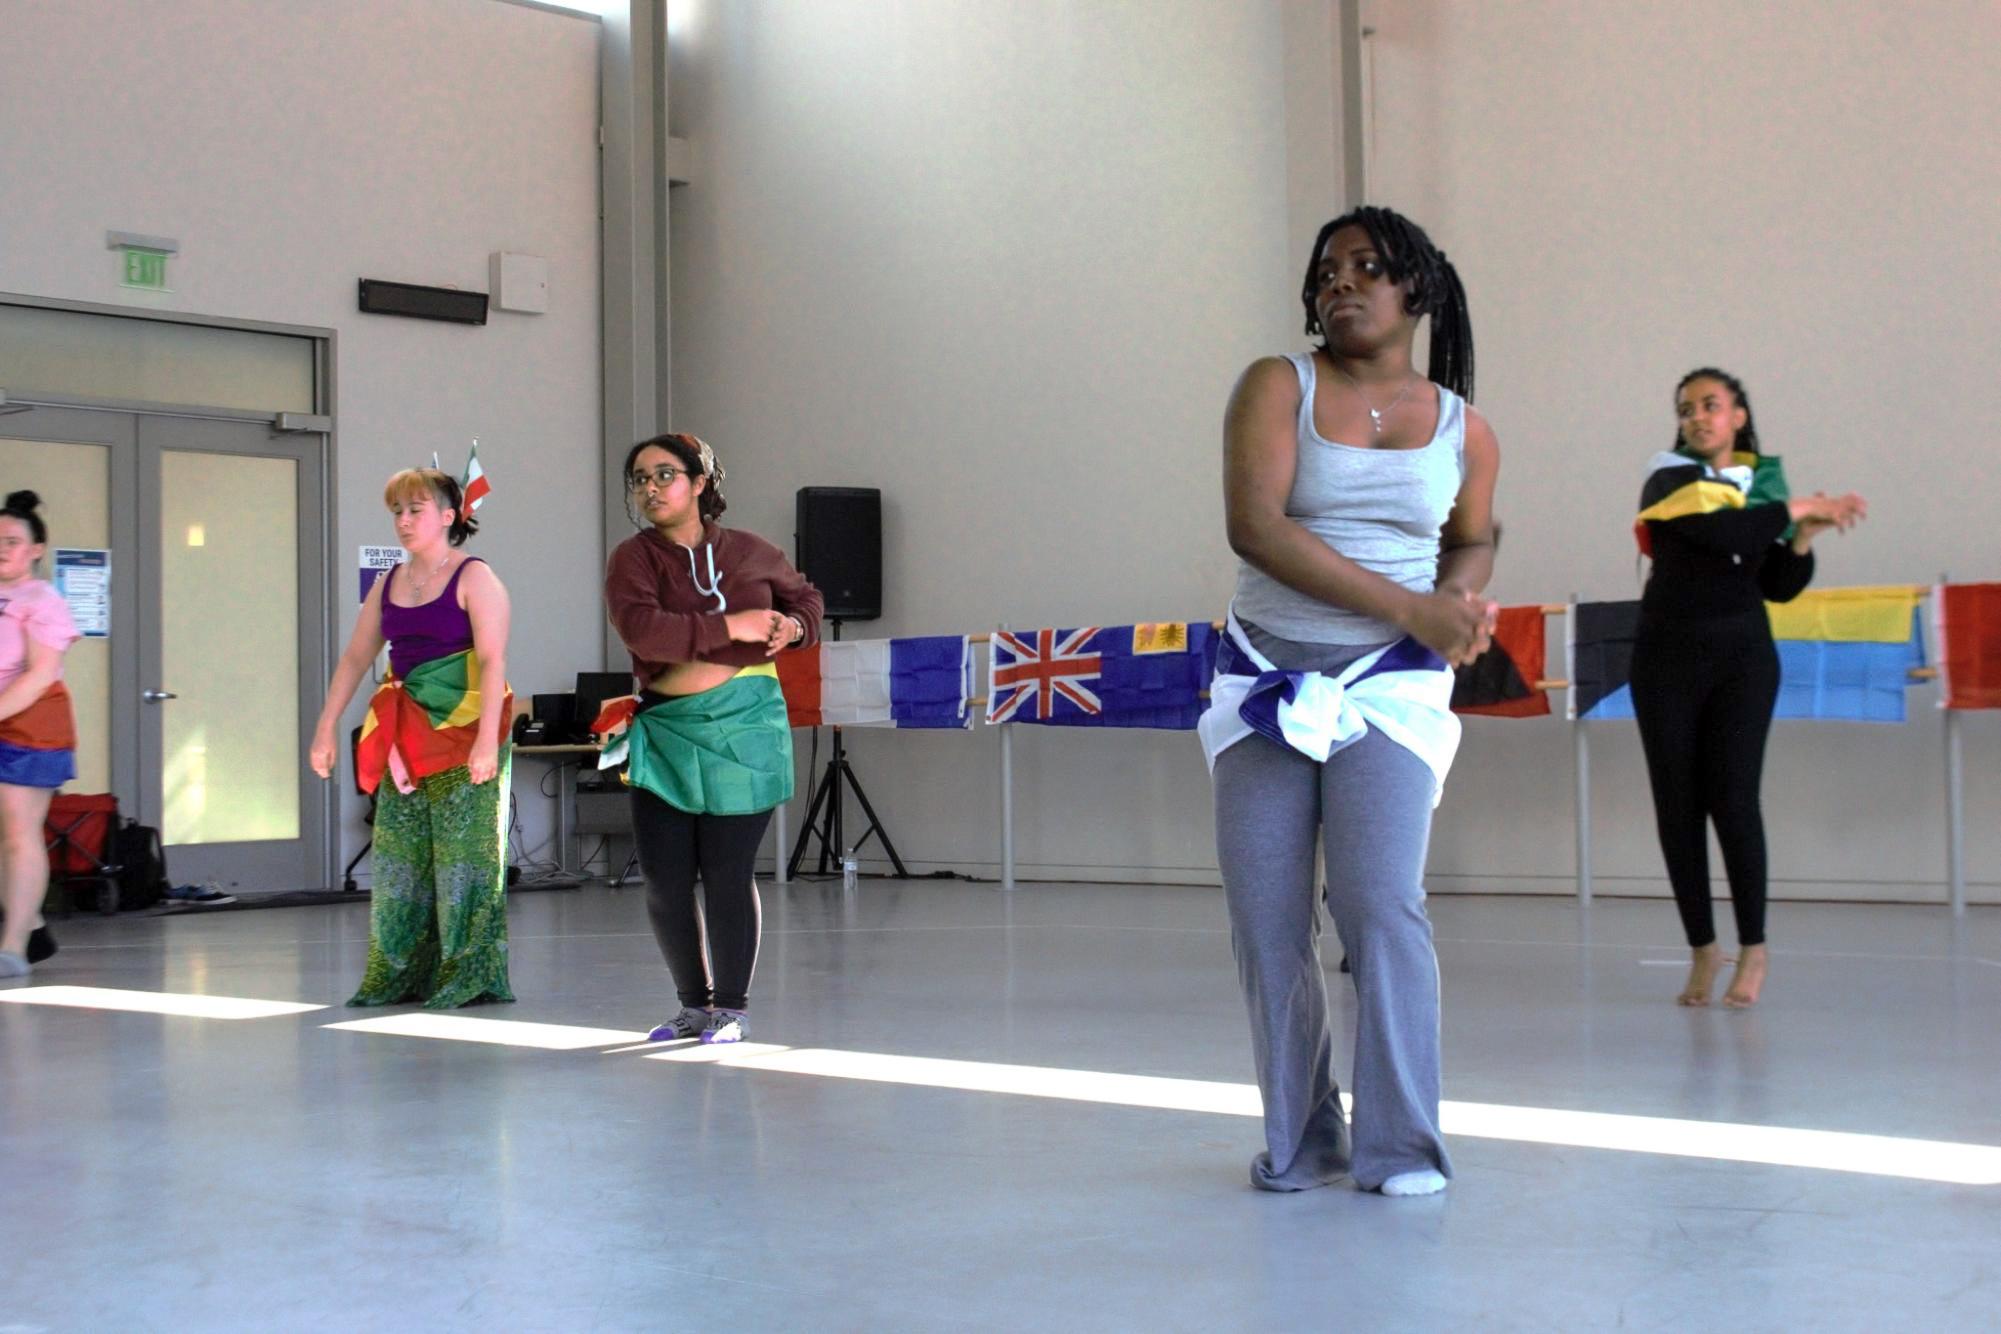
[0,580,80,694]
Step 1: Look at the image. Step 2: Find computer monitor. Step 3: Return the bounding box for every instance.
[573,671,634,740]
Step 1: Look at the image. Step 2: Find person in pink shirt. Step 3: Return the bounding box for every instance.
[0,491,82,977]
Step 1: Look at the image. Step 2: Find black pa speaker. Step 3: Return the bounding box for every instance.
[796,487,881,621]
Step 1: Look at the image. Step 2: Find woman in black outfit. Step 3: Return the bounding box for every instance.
[1630,368,1864,1008]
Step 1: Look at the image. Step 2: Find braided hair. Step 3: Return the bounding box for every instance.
[623,432,728,531]
[1673,366,1761,456]
[1300,205,1475,402]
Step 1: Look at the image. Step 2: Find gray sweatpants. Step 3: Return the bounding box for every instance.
[1213,725,1451,1191]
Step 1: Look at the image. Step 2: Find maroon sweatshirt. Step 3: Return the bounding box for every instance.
[605,521,824,683]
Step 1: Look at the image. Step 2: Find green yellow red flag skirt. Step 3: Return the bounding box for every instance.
[348,649,515,1009]
[356,649,513,796]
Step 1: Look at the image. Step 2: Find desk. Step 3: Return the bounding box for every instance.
[513,744,599,876]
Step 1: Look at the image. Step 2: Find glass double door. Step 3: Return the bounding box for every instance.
[0,405,328,892]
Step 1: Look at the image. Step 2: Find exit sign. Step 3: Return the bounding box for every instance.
[120,247,169,291]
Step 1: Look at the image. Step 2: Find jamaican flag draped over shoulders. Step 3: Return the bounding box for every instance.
[1633,449,1791,557]
[356,649,513,795]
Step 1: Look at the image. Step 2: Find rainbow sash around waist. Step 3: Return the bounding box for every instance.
[0,681,77,788]
[592,664,793,816]
[356,649,512,796]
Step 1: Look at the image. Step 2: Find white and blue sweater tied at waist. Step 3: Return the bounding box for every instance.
[1197,609,1462,807]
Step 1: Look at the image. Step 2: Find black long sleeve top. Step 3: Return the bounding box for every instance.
[1639,499,1814,623]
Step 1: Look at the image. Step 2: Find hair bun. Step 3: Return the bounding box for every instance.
[4,490,40,512]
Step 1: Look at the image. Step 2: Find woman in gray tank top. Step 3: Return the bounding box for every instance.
[1208,206,1500,1197]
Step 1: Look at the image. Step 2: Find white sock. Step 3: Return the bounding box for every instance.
[1379,1169,1448,1197]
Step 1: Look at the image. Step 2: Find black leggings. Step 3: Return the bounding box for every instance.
[1628,615,1779,949]
[630,788,773,1011]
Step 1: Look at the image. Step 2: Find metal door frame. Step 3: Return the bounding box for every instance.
[0,291,339,891]
[0,407,141,806]
[139,414,329,890]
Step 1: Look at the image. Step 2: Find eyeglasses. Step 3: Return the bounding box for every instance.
[627,465,686,493]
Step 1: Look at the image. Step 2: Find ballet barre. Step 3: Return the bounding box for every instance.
[1566,586,1951,908]
[776,584,1980,910]
[1936,577,1964,916]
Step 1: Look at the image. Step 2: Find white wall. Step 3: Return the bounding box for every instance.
[667,0,1313,881]
[0,0,604,883]
[668,0,1999,903]
[1362,0,2001,902]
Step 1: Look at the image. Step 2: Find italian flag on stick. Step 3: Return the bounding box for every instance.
[462,439,491,512]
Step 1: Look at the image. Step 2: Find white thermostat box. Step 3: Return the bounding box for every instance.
[488,252,549,314]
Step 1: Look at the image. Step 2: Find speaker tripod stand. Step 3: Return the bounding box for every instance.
[786,725,909,880]
[785,618,909,880]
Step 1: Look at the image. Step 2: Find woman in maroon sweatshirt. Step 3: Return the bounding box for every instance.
[605,433,823,1044]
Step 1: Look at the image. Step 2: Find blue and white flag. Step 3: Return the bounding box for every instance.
[986,623,1218,729]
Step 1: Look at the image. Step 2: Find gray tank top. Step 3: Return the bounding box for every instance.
[1232,351,1467,645]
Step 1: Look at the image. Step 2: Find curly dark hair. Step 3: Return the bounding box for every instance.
[623,433,726,529]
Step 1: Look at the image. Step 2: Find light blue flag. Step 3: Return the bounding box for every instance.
[1774,607,1926,723]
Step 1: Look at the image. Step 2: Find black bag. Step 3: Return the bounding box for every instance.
[111,820,170,912]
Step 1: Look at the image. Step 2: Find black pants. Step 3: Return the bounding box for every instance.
[1628,614,1779,949]
[629,788,773,1011]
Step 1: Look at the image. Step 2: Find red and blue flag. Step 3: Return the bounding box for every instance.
[986,623,1217,730]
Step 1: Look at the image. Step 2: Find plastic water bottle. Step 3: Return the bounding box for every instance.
[841,848,858,891]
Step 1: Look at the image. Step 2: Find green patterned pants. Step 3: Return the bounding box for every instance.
[349,752,515,1009]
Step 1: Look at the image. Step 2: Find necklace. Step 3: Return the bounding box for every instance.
[1331,362,1418,435]
[407,551,453,599]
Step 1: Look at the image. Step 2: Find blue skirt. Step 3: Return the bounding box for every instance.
[0,740,76,788]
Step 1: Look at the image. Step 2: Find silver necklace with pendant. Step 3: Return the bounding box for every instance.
[1332,362,1418,435]
[408,552,452,599]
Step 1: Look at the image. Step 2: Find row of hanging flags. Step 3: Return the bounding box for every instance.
[767,583,2001,731]
[443,444,1991,716]
[1470,582,1999,721]
[1573,585,1968,723]
[775,623,1219,730]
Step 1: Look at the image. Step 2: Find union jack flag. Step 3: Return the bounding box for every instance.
[987,627,1103,723]
[985,623,1218,729]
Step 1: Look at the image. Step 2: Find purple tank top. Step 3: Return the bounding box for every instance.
[380,557,481,679]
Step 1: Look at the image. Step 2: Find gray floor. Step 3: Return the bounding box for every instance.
[4,881,1999,1333]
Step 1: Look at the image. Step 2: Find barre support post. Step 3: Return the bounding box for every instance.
[1939,575,1965,917]
[997,622,1016,891]
[773,793,789,884]
[786,617,910,881]
[1568,593,1591,905]
[1946,706,1965,917]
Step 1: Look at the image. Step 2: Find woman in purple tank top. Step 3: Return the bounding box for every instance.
[308,468,515,1008]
